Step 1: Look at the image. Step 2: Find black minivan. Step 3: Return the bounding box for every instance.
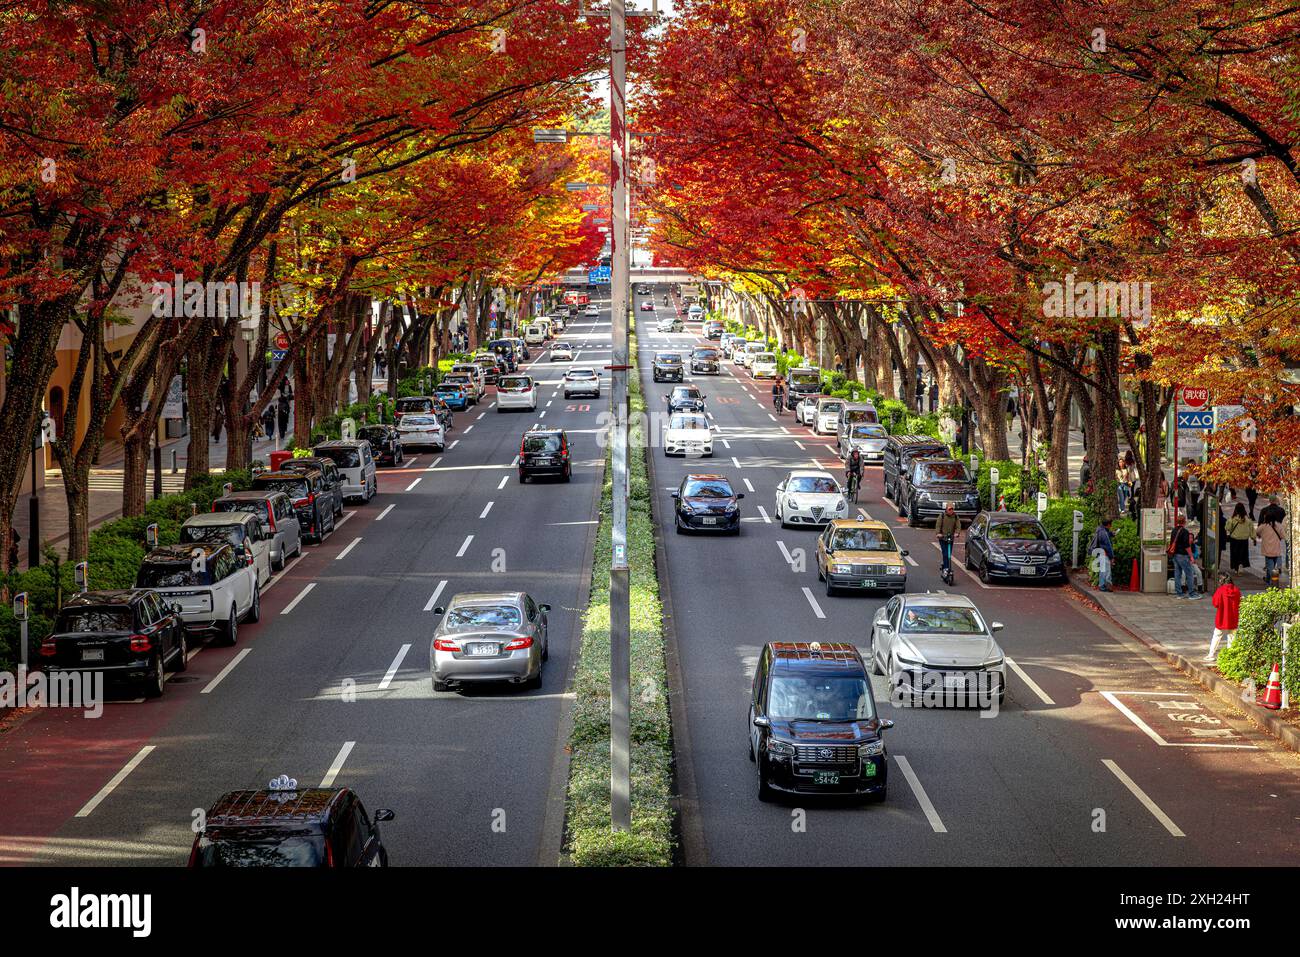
[518,427,571,482]
[749,641,892,802]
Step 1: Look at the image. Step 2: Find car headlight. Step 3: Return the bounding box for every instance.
[983,656,1005,669]
[986,547,1006,563]
[859,740,885,758]
[835,498,847,511]
[894,651,925,667]
[887,565,905,576]
[832,564,853,574]
[766,739,795,756]
[725,502,739,513]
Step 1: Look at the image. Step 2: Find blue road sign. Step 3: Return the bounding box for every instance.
[588,265,611,283]
[1177,410,1214,430]
[271,350,288,361]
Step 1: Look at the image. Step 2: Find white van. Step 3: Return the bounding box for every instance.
[313,440,378,503]
[751,352,778,378]
[525,323,547,345]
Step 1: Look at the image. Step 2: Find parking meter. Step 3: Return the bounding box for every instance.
[988,467,1000,510]
[1036,491,1048,521]
[1071,509,1084,568]
[146,523,159,548]
[14,591,28,668]
[74,561,88,593]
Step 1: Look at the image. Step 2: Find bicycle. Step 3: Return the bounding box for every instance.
[845,468,861,504]
[772,391,785,414]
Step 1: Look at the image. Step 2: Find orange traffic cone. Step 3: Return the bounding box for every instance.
[1260,663,1283,710]
[1129,557,1140,592]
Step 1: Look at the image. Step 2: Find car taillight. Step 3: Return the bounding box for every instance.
[294,494,314,507]
[129,634,153,652]
[266,507,276,532]
[520,438,527,458]
[504,636,533,651]
[434,638,459,652]
[39,638,57,657]
[186,839,201,868]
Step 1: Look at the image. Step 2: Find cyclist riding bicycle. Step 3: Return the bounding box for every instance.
[771,377,786,413]
[845,447,863,502]
[936,502,960,580]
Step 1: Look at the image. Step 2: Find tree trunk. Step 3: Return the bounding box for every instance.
[121,428,150,518]
[1046,380,1074,497]
[62,473,90,564]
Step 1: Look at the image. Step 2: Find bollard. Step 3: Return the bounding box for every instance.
[13,591,28,668]
[171,449,178,473]
[988,466,1000,512]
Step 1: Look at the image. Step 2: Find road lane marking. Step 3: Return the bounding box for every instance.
[376,504,395,521]
[768,413,777,422]
[931,541,990,588]
[281,582,316,614]
[335,537,362,560]
[794,440,805,450]
[405,477,422,491]
[201,648,253,695]
[75,746,156,818]
[456,534,474,557]
[894,755,947,833]
[424,579,448,612]
[379,644,412,690]
[511,455,520,467]
[265,554,304,591]
[1102,759,1184,837]
[756,505,772,523]
[480,501,494,519]
[497,475,509,490]
[743,478,755,493]
[1005,658,1055,705]
[732,456,742,469]
[425,457,442,471]
[448,440,460,449]
[335,510,356,530]
[464,425,474,433]
[404,457,420,468]
[321,741,356,787]
[800,586,826,619]
[477,412,486,420]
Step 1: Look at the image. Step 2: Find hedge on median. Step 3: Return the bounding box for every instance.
[564,318,675,867]
[1215,589,1300,702]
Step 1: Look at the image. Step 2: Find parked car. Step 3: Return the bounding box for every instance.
[671,473,743,534]
[280,457,345,519]
[963,511,1066,584]
[749,641,892,802]
[813,397,844,435]
[518,427,571,482]
[394,395,436,422]
[210,490,302,570]
[39,590,188,699]
[358,424,404,467]
[135,542,259,646]
[815,519,908,595]
[180,511,272,588]
[896,456,980,527]
[784,367,822,411]
[870,593,1006,707]
[496,374,539,412]
[429,591,551,692]
[313,440,378,503]
[190,782,394,867]
[397,413,445,452]
[250,469,336,543]
[796,395,821,426]
[433,381,470,411]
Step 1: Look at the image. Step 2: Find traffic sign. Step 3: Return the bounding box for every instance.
[1176,410,1214,430]
[1178,386,1209,409]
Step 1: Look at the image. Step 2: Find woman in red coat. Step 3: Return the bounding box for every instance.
[1205,572,1241,663]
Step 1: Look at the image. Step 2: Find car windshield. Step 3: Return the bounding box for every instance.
[434,383,461,394]
[252,478,308,498]
[56,607,133,632]
[674,389,701,400]
[499,376,531,390]
[669,415,708,430]
[447,604,522,628]
[569,370,597,379]
[180,524,245,546]
[212,499,269,518]
[788,476,839,494]
[900,606,985,634]
[768,674,875,722]
[402,416,439,427]
[755,353,775,362]
[315,447,360,469]
[657,354,681,364]
[919,462,969,482]
[989,521,1047,541]
[819,402,843,414]
[852,425,887,438]
[396,399,432,413]
[682,480,732,498]
[358,428,389,443]
[832,528,896,551]
[788,372,820,389]
[844,409,880,425]
[693,349,718,359]
[524,434,562,453]
[195,832,326,867]
[137,561,208,588]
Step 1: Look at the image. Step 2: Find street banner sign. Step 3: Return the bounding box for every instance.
[1176,409,1214,430]
[162,375,185,418]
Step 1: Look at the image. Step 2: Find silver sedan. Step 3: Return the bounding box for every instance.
[430,592,550,692]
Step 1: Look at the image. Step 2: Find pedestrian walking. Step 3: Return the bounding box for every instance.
[1205,573,1241,662]
[1157,471,1169,510]
[1258,493,1286,527]
[1245,486,1258,519]
[1090,518,1115,592]
[262,404,278,443]
[1115,455,1130,514]
[1079,454,1092,492]
[928,380,939,414]
[1168,513,1200,599]
[277,392,291,439]
[1256,510,1286,587]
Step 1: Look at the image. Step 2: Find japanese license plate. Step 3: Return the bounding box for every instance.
[813,771,839,785]
[467,643,498,657]
[702,517,717,525]
[81,649,104,662]
[1019,565,1037,576]
[943,675,967,690]
[862,579,877,588]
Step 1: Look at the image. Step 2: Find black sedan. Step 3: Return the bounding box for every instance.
[358,424,404,467]
[671,473,743,534]
[963,511,1067,584]
[665,385,706,415]
[38,590,188,699]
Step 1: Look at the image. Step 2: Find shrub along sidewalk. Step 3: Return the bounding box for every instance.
[564,320,674,866]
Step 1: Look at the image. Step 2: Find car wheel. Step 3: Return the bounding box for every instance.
[542,638,549,662]
[518,469,528,484]
[757,769,775,803]
[172,631,189,672]
[525,669,543,691]
[144,654,165,699]
[869,635,883,675]
[979,560,991,584]
[964,546,975,571]
[432,677,450,693]
[247,585,261,623]
[825,575,836,597]
[748,737,756,762]
[897,492,906,517]
[272,549,284,572]
[221,606,239,646]
[906,499,920,527]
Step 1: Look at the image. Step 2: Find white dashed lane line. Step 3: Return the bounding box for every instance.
[376,504,395,521]
[424,579,448,612]
[497,475,509,490]
[800,586,827,619]
[1005,658,1055,705]
[894,756,948,833]
[743,478,755,493]
[425,457,442,471]
[405,477,422,492]
[335,537,362,560]
[1102,759,1185,837]
[378,644,412,691]
[456,535,474,558]
[320,741,356,788]
[756,505,772,524]
[480,501,494,519]
[201,648,252,695]
[75,746,156,818]
[281,582,316,615]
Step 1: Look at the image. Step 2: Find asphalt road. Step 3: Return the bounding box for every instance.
[0,308,614,866]
[639,287,1300,866]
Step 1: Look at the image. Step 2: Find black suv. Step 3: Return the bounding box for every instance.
[671,473,743,534]
[690,346,720,374]
[652,351,685,383]
[252,468,336,542]
[897,456,980,526]
[358,423,404,467]
[189,781,394,867]
[882,434,948,503]
[784,367,822,410]
[519,427,571,482]
[39,590,188,699]
[280,457,345,520]
[749,642,892,802]
[964,511,1066,584]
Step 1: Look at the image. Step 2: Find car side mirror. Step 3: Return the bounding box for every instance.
[879,719,895,731]
[670,491,680,499]
[432,606,445,616]
[735,493,744,500]
[900,549,909,557]
[752,715,770,728]
[776,483,785,492]
[991,622,1005,633]
[539,603,551,613]
[374,808,395,824]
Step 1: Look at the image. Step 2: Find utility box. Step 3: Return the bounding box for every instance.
[269,450,295,470]
[1140,507,1167,593]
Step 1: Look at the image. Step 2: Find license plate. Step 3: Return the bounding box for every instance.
[944,675,967,690]
[862,579,876,588]
[813,771,839,785]
[702,517,717,525]
[1019,565,1037,576]
[864,762,877,777]
[467,643,498,657]
[81,649,104,662]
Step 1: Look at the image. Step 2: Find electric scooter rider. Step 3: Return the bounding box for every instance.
[936,502,960,584]
[845,447,863,503]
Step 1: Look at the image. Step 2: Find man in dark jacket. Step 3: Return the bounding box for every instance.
[1258,494,1286,527]
[1090,518,1114,591]
[936,504,960,576]
[1169,514,1200,599]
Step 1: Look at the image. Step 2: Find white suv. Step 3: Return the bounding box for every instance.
[135,543,259,646]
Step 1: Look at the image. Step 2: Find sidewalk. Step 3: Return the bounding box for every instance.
[1068,571,1300,751]
[9,414,293,569]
